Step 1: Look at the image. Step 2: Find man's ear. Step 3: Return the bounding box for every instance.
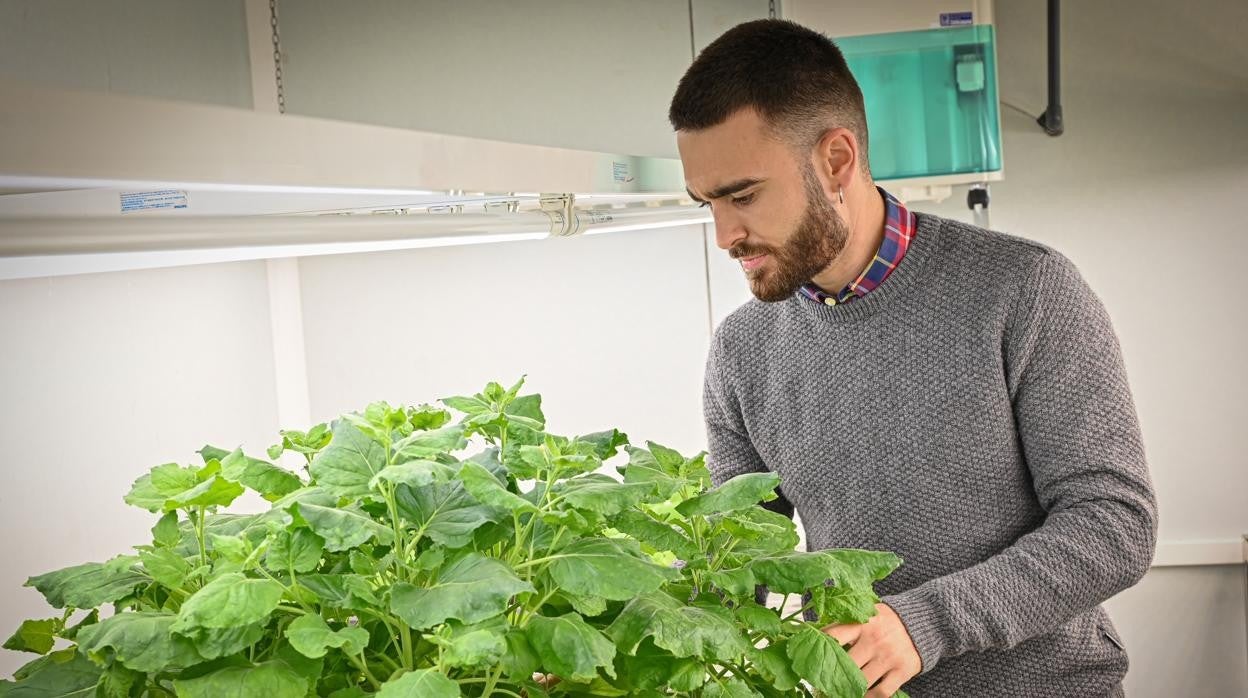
[811,127,861,198]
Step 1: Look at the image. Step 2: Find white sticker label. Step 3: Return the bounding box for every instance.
[121,189,188,213]
[612,161,634,184]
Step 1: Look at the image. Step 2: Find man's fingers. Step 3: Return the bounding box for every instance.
[846,640,873,669]
[864,669,905,698]
[821,622,861,646]
[860,659,888,689]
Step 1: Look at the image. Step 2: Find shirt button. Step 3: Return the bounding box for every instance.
[824,298,837,306]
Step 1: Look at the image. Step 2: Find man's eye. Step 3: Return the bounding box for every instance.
[697,201,710,209]
[732,193,755,206]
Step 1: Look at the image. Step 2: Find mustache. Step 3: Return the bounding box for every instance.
[729,243,774,260]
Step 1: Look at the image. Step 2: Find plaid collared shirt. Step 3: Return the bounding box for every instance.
[798,187,917,306]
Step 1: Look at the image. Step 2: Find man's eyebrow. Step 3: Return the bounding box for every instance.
[686,178,764,203]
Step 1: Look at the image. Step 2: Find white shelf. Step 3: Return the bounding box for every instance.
[0,81,708,279]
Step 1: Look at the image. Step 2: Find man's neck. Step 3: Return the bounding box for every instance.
[809,184,886,294]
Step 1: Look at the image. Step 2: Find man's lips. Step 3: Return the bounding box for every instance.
[739,254,768,272]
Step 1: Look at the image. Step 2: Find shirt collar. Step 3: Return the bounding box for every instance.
[798,186,917,307]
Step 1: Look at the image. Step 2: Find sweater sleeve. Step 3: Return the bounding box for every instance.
[880,250,1158,674]
[703,330,795,519]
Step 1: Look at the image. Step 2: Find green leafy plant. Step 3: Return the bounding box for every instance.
[2,379,906,697]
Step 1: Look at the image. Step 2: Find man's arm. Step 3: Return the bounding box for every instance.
[703,333,794,518]
[880,250,1158,674]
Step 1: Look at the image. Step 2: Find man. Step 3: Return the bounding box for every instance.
[671,19,1157,698]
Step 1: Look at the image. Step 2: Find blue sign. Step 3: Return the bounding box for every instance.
[940,11,974,27]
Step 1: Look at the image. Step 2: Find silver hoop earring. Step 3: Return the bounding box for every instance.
[838,187,845,205]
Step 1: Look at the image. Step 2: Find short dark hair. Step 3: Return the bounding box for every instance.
[669,19,869,171]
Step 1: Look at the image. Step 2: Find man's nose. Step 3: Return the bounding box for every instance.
[712,206,747,251]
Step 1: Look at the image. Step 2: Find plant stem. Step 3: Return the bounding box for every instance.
[400,624,414,670]
[780,601,815,623]
[344,651,382,691]
[381,485,409,583]
[192,507,208,574]
[480,665,504,697]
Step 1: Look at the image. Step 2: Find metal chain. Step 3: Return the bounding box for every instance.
[269,0,286,114]
[768,0,777,19]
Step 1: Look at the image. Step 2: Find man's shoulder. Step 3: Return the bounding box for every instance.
[919,212,1078,292]
[922,212,1057,272]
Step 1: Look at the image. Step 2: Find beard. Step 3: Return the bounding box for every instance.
[730,169,849,303]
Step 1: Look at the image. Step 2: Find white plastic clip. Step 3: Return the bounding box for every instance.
[540,194,581,237]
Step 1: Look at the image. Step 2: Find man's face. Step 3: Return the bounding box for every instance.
[677,108,849,302]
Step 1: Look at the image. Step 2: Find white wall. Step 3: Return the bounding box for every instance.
[0,263,282,676]
[296,227,712,455]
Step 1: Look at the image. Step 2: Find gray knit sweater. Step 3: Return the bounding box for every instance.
[703,213,1158,697]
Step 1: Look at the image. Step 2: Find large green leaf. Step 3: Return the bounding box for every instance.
[265,528,325,574]
[394,481,500,548]
[702,679,762,698]
[458,462,537,514]
[734,603,782,636]
[389,553,533,630]
[273,640,324,692]
[574,429,629,460]
[93,661,141,698]
[554,474,654,516]
[178,623,267,660]
[0,649,101,697]
[374,668,459,698]
[675,472,779,517]
[544,539,675,601]
[2,619,57,655]
[708,567,756,598]
[433,618,507,669]
[498,629,540,680]
[368,460,452,491]
[608,511,699,561]
[209,533,251,563]
[716,507,800,556]
[284,614,369,659]
[172,513,268,557]
[139,548,192,589]
[150,511,181,548]
[824,549,904,586]
[123,463,196,511]
[128,459,245,512]
[171,573,284,632]
[391,425,467,461]
[606,592,747,663]
[219,448,303,501]
[307,420,387,499]
[812,582,880,626]
[172,659,309,698]
[747,641,799,691]
[747,551,841,595]
[295,574,381,610]
[618,446,683,499]
[163,473,246,511]
[615,638,690,692]
[294,502,394,552]
[785,626,865,697]
[25,557,146,610]
[524,613,617,682]
[75,612,204,672]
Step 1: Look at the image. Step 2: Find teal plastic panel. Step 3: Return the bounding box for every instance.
[838,26,1002,181]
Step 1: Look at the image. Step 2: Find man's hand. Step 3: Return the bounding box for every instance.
[821,603,921,698]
